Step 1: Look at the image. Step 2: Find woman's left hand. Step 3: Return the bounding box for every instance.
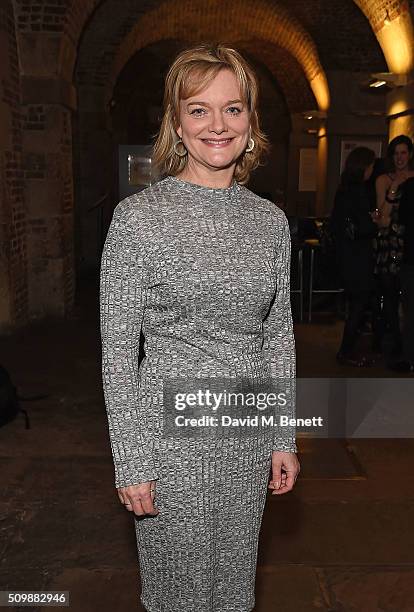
[268,451,300,495]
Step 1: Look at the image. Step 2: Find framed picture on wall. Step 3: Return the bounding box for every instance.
[340,139,383,175]
[118,145,160,200]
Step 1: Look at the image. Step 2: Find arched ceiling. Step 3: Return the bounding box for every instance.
[107,0,329,110]
[277,0,387,71]
[354,0,408,32]
[74,0,328,114]
[73,0,388,84]
[69,0,406,116]
[354,0,414,73]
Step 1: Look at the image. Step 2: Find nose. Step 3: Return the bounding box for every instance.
[208,109,227,134]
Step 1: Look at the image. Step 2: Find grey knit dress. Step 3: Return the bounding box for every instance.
[99,175,297,612]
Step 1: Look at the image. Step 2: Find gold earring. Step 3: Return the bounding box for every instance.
[246,137,255,153]
[174,139,187,157]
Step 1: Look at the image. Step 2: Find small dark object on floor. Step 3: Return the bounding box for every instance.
[0,365,49,429]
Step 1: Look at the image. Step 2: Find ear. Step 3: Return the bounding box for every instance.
[176,124,182,139]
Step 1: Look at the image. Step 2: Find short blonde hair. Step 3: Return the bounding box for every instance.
[152,43,270,185]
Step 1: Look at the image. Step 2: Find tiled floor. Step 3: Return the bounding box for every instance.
[1,276,413,611]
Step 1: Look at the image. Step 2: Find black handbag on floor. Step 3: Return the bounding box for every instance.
[0,365,30,428]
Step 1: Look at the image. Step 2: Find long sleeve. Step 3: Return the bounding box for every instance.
[99,200,157,488]
[262,212,297,453]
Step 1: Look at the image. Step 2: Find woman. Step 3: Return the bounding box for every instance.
[375,135,414,360]
[100,44,300,612]
[331,146,380,366]
[389,173,414,372]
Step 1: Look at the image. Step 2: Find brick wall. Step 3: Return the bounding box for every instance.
[0,0,28,332]
[14,0,68,33]
[22,102,75,318]
[354,0,408,32]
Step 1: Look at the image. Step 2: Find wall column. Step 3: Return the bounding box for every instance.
[21,78,77,319]
[316,122,328,217]
[0,0,27,333]
[387,79,414,142]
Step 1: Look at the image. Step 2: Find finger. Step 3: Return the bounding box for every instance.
[283,470,297,490]
[268,472,287,489]
[270,460,283,490]
[271,470,299,495]
[131,499,146,516]
[272,487,290,495]
[128,489,158,516]
[140,489,159,516]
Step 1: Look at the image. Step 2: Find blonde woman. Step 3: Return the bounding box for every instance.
[100,44,300,612]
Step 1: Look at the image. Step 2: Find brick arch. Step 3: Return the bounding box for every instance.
[353,0,414,73]
[68,0,388,94]
[106,0,330,111]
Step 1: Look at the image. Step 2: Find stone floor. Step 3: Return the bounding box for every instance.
[1,275,413,612]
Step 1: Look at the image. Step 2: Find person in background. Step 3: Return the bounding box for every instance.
[375,135,414,361]
[362,156,386,351]
[388,173,414,372]
[331,147,380,367]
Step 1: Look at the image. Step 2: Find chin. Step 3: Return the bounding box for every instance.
[203,150,244,167]
[204,158,237,171]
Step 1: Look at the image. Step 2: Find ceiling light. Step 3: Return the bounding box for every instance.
[370,80,387,88]
[302,110,327,120]
[370,72,408,88]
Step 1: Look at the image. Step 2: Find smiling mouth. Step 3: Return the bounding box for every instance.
[201,138,234,145]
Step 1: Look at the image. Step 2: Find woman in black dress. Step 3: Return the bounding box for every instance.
[375,135,414,361]
[331,147,380,366]
[387,175,414,372]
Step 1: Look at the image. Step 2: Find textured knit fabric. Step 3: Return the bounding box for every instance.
[99,174,297,612]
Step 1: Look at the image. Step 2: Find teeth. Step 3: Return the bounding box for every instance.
[204,139,231,143]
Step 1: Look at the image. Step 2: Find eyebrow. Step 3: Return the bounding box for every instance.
[186,99,244,107]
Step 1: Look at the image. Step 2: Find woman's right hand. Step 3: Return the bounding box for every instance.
[117,480,159,516]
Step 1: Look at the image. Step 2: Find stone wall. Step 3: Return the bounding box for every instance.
[0,0,27,333]
[22,102,75,318]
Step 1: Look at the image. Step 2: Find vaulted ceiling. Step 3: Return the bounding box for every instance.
[74,0,389,115]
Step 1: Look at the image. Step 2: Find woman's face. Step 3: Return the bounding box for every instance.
[393,143,412,172]
[176,69,251,175]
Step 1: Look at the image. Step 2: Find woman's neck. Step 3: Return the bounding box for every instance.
[177,163,236,189]
[393,168,414,178]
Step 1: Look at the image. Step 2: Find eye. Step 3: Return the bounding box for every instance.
[189,108,206,116]
[227,106,242,115]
